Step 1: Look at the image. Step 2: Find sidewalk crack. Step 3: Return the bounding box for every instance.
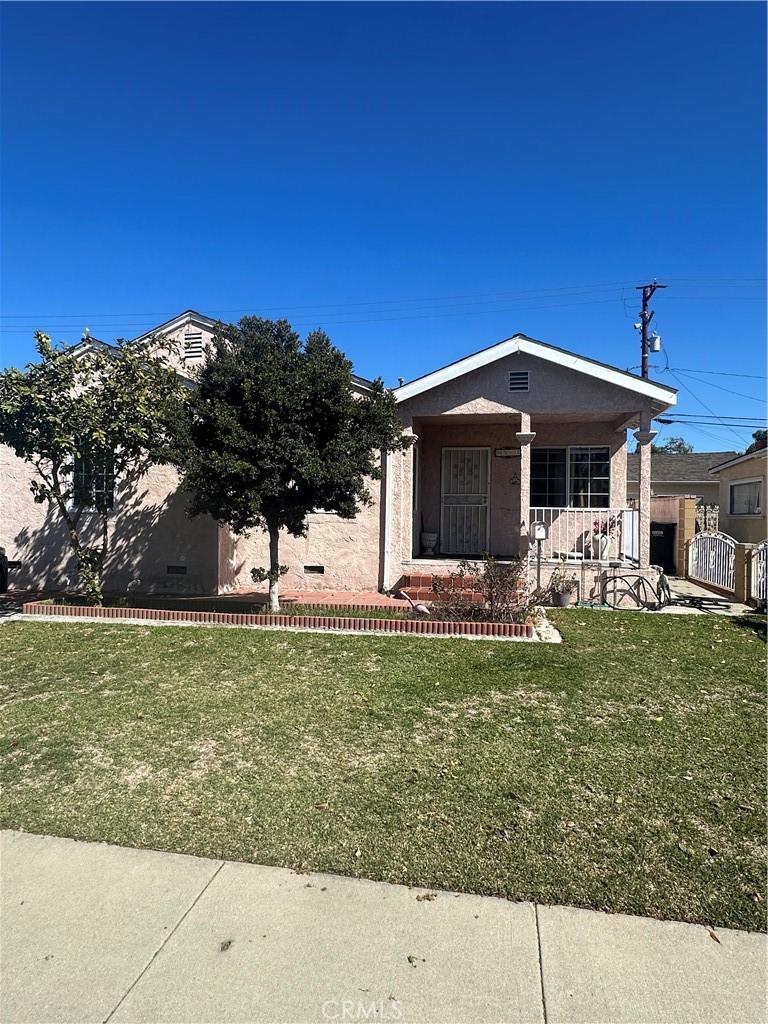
[534,903,549,1024]
[102,860,225,1023]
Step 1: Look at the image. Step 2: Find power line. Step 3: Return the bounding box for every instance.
[668,367,767,380]
[666,369,757,445]
[671,369,767,404]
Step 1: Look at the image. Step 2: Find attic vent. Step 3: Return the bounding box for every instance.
[508,370,529,392]
[183,331,204,360]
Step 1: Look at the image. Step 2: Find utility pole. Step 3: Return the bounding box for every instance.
[636,281,666,379]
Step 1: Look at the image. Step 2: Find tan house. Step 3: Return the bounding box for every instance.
[709,447,767,544]
[1,310,677,598]
[626,451,737,506]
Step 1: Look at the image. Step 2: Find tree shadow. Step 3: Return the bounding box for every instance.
[8,469,220,596]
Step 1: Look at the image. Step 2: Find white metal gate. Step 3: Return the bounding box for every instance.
[687,531,736,593]
[440,448,489,555]
[749,541,767,604]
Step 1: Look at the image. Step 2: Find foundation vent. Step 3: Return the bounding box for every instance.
[508,370,529,392]
[304,565,325,574]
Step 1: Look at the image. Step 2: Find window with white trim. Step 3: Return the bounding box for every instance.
[729,479,762,515]
[531,446,610,508]
[508,370,529,392]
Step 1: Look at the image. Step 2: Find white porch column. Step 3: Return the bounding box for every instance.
[634,414,657,569]
[516,413,536,548]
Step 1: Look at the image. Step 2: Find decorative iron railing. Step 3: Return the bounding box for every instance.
[528,507,639,563]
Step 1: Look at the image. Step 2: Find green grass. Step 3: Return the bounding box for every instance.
[1,612,765,931]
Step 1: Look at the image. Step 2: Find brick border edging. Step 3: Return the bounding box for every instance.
[21,602,534,638]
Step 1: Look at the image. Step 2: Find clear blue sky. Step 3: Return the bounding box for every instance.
[1,1,765,451]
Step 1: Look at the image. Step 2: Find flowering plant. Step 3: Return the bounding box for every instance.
[592,514,618,537]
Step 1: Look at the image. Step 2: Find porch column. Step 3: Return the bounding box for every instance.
[634,415,657,569]
[516,413,536,546]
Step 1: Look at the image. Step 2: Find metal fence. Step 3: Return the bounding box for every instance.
[687,531,736,593]
[749,541,767,605]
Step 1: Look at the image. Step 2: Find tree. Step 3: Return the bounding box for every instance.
[745,429,767,454]
[0,332,185,603]
[175,317,411,611]
[651,435,694,455]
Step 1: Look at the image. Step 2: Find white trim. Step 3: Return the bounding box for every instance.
[130,310,219,345]
[728,477,763,517]
[394,335,677,406]
[709,448,767,473]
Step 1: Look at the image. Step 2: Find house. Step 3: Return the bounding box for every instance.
[708,446,767,544]
[1,310,677,600]
[626,451,738,506]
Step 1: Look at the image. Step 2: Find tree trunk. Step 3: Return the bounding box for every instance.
[267,520,280,612]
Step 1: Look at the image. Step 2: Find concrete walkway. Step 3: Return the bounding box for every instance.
[662,577,755,617]
[1,831,765,1024]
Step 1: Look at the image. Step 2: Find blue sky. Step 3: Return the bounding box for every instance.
[1,2,765,451]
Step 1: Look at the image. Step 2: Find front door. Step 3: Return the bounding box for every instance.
[440,448,490,555]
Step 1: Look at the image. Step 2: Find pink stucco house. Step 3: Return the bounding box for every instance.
[1,309,677,598]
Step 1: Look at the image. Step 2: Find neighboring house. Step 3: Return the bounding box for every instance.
[626,451,738,506]
[708,446,767,544]
[1,310,677,597]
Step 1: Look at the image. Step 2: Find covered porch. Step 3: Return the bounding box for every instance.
[403,412,646,570]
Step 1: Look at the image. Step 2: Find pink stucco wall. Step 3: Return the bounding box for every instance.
[1,445,219,594]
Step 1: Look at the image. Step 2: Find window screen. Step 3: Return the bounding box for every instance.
[730,480,761,515]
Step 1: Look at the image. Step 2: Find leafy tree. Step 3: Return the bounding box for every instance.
[651,435,694,455]
[176,317,411,611]
[0,332,185,603]
[745,429,767,454]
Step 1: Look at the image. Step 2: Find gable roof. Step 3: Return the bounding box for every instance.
[130,309,220,345]
[627,451,738,484]
[708,446,767,474]
[393,333,677,409]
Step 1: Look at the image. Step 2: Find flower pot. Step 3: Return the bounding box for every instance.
[420,532,438,556]
[552,590,575,607]
[593,535,610,560]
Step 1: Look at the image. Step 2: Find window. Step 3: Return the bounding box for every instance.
[531,446,610,508]
[508,370,529,392]
[183,331,204,361]
[730,480,762,516]
[73,450,115,510]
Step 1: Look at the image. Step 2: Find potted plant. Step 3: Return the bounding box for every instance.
[549,562,578,607]
[591,514,618,561]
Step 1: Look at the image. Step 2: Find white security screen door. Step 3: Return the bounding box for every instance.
[440,448,490,554]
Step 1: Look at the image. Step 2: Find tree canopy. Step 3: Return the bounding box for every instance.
[0,332,185,602]
[651,435,694,455]
[175,317,410,609]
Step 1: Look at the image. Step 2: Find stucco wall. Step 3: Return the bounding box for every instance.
[716,454,767,544]
[223,482,384,593]
[1,445,219,594]
[398,351,653,420]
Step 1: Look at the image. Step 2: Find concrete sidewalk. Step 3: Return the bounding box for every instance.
[1,831,765,1024]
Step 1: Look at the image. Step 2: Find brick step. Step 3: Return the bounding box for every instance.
[400,573,480,591]
[402,587,485,605]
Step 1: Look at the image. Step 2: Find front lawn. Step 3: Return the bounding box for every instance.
[1,612,765,931]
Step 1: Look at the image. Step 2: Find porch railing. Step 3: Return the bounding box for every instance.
[528,507,639,563]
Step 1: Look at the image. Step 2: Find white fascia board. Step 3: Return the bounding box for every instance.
[393,335,677,408]
[709,449,766,474]
[130,310,220,345]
